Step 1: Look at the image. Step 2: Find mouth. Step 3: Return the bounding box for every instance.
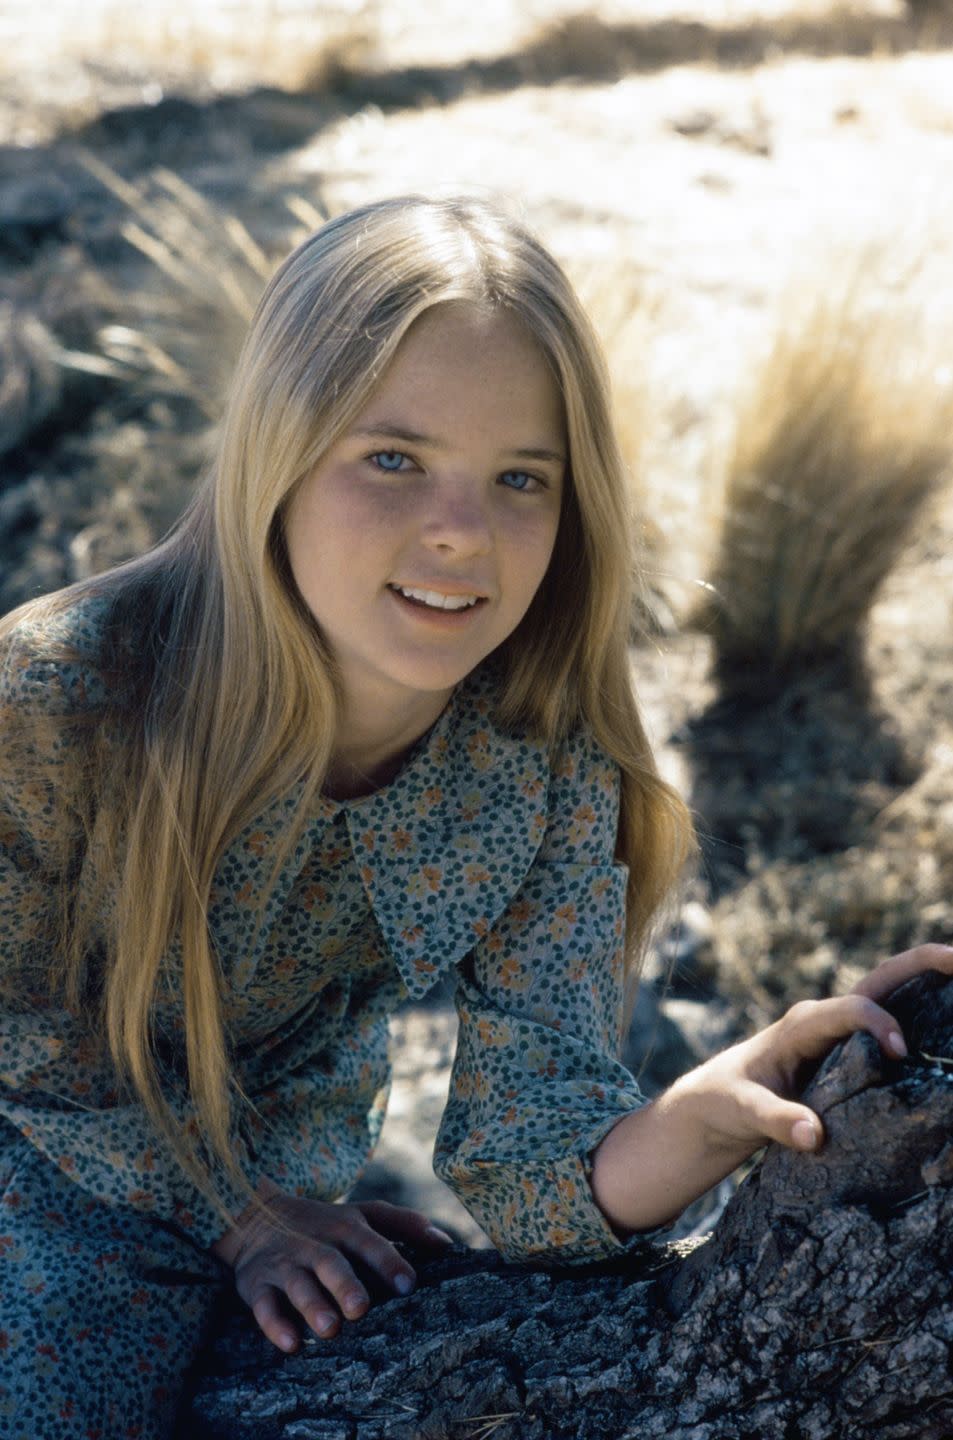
[387,583,487,613]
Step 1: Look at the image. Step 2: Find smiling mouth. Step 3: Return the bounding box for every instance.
[388,584,485,611]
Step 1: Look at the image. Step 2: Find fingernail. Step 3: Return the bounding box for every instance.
[792,1118,819,1150]
[425,1225,454,1245]
[278,1331,296,1352]
[393,1273,414,1296]
[888,1031,908,1057]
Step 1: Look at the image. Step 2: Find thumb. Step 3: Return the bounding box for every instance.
[734,1079,825,1153]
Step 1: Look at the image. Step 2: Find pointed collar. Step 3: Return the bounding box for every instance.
[334,664,551,999]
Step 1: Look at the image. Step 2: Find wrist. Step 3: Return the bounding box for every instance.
[661,1070,742,1152]
[210,1176,283,1265]
[589,1072,759,1234]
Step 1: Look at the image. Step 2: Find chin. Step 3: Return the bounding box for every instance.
[392,648,495,692]
[398,663,479,693]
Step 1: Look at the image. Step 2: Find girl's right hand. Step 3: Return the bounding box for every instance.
[210,1183,452,1352]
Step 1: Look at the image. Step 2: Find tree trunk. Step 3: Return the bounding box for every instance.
[182,973,953,1440]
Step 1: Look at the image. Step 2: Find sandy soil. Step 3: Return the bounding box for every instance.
[3,0,953,1246]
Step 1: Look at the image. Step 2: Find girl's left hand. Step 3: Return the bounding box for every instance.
[592,944,953,1235]
[849,941,953,1006]
[697,942,953,1158]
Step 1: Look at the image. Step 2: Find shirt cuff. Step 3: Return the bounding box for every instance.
[440,1108,663,1266]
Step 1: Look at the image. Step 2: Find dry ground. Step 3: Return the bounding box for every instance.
[3,0,953,1244]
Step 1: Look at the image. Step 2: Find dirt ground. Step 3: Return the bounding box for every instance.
[3,0,953,1245]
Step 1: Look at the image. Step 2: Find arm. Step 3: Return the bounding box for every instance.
[434,725,649,1263]
[203,987,461,1353]
[591,943,953,1233]
[202,942,453,1349]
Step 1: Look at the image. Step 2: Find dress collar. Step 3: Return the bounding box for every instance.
[336,664,551,998]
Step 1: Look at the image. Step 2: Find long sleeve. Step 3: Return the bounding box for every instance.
[0,609,252,1251]
[434,724,648,1264]
[232,977,393,1204]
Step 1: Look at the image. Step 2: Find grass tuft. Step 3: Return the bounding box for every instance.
[696,246,953,687]
[4,158,332,596]
[74,150,300,417]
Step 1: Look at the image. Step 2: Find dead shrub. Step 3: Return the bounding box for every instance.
[696,249,953,688]
[75,151,284,419]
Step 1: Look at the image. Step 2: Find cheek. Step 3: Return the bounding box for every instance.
[326,480,416,545]
[515,510,561,587]
[287,480,391,570]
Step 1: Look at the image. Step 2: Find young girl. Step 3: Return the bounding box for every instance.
[1,194,949,1440]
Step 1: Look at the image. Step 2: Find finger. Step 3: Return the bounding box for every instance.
[356,1200,454,1247]
[329,1212,418,1295]
[778,995,908,1065]
[310,1246,376,1317]
[284,1269,358,1337]
[732,1078,826,1153]
[247,1287,301,1354]
[851,943,953,1004]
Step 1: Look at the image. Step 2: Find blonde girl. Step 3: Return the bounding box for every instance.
[0,195,948,1440]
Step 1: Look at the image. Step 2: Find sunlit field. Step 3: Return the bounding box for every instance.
[3,0,953,1241]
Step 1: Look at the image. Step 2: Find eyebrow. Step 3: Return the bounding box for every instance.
[351,422,566,466]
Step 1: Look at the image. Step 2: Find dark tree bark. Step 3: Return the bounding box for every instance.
[181,974,953,1440]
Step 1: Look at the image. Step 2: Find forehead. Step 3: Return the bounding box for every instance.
[397,301,544,358]
[362,302,565,434]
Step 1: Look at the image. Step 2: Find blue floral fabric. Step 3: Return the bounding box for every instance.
[0,591,647,1267]
[0,1120,227,1440]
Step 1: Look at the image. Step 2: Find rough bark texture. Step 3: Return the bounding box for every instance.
[181,974,953,1440]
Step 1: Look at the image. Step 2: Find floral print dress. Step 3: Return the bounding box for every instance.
[0,592,648,1440]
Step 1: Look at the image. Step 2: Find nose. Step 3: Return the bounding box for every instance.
[421,478,493,556]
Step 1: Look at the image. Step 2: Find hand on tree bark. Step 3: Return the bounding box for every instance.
[186,972,953,1440]
[210,1186,452,1353]
[591,942,953,1234]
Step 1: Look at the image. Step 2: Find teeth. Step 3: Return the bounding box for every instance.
[393,585,480,610]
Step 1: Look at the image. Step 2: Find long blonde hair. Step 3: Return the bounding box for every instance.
[1,195,694,1229]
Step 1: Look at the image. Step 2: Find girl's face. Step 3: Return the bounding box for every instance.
[285,302,565,735]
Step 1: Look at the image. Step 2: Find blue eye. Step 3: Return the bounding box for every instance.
[370,451,409,472]
[500,470,537,491]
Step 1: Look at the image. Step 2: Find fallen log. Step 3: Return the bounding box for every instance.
[182,972,953,1440]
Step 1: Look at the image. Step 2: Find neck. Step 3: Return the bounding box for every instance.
[325,686,453,801]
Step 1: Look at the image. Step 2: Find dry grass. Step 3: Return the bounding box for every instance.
[571,260,653,472]
[437,1,953,93]
[8,1,953,150]
[0,306,64,460]
[905,0,953,19]
[696,245,953,683]
[0,160,329,605]
[571,260,655,510]
[2,0,380,94]
[711,819,953,1028]
[74,151,312,417]
[17,156,337,589]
